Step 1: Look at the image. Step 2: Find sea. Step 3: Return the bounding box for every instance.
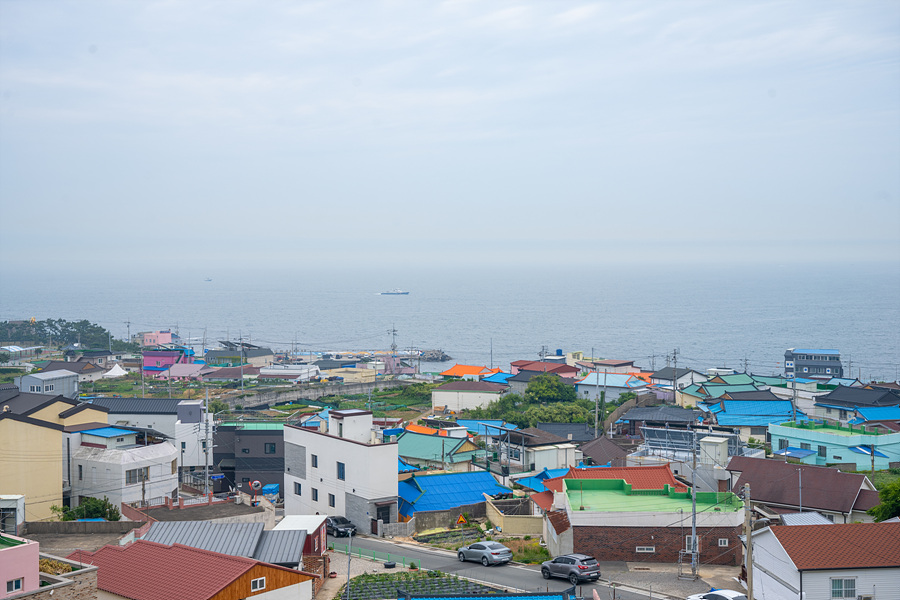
[2,264,899,382]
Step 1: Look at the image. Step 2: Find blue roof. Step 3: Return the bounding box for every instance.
[513,468,570,492]
[826,378,860,387]
[849,445,889,458]
[397,471,510,518]
[81,427,136,438]
[774,447,816,459]
[792,349,840,354]
[852,405,900,422]
[398,458,420,474]
[482,372,514,384]
[142,366,168,371]
[408,596,565,600]
[455,419,518,436]
[713,400,808,426]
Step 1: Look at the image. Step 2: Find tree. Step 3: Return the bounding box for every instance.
[209,400,229,414]
[524,373,576,404]
[868,478,900,522]
[0,352,9,364]
[51,496,121,521]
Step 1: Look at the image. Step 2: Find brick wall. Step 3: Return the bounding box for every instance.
[573,525,743,566]
[302,555,328,595]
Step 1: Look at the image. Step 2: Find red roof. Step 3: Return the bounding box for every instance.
[67,540,303,600]
[440,364,499,377]
[531,490,553,512]
[542,465,688,493]
[769,523,900,571]
[515,361,579,375]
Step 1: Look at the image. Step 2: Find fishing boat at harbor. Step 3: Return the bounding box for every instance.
[380,289,409,295]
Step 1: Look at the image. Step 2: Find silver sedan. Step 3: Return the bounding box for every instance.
[457,541,513,566]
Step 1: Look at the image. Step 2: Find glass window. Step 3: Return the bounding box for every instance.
[294,482,301,495]
[312,488,318,501]
[251,577,266,592]
[337,461,346,480]
[328,493,335,507]
[831,578,855,598]
[7,579,23,593]
[264,443,276,454]
[818,445,827,458]
[311,454,318,468]
[800,443,811,450]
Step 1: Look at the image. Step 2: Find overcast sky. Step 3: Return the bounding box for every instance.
[1,1,898,271]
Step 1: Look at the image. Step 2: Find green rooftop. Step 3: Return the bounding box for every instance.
[219,421,284,430]
[778,421,883,437]
[0,534,25,549]
[563,479,742,513]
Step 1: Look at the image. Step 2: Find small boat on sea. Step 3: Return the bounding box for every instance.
[380,289,409,295]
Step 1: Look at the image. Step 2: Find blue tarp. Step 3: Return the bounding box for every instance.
[261,484,280,495]
[455,419,518,436]
[398,458,420,473]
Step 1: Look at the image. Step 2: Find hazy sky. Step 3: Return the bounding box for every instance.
[1,1,898,270]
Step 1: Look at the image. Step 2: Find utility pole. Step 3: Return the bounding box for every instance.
[798,467,802,513]
[125,320,131,344]
[672,349,679,404]
[204,389,210,496]
[743,484,753,600]
[690,429,698,579]
[239,331,244,394]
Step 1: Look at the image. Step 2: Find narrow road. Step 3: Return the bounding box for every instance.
[329,534,676,600]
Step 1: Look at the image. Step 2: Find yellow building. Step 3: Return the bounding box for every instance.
[323,367,377,384]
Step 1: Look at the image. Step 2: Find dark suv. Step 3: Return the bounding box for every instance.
[325,516,357,537]
[541,554,601,585]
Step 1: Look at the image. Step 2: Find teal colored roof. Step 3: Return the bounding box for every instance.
[455,419,518,436]
[697,384,759,398]
[397,431,478,463]
[482,372,514,384]
[826,378,860,387]
[397,471,510,518]
[82,427,136,438]
[711,374,755,385]
[751,375,788,386]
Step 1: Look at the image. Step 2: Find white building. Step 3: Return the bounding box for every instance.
[70,427,179,509]
[284,409,398,530]
[14,370,79,399]
[750,522,900,600]
[431,381,507,413]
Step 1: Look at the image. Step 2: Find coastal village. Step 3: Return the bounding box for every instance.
[2,327,900,600]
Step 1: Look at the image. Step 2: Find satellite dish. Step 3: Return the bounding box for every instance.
[250,480,262,491]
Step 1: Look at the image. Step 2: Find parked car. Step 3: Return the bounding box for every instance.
[457,542,513,566]
[541,554,602,585]
[685,591,747,600]
[325,516,357,537]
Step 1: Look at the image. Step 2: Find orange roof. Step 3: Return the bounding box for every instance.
[770,523,900,570]
[628,372,654,383]
[440,364,500,377]
[404,423,447,436]
[530,490,554,512]
[543,464,688,493]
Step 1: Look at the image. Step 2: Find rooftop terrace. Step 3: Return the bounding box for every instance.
[563,479,741,513]
[778,421,886,437]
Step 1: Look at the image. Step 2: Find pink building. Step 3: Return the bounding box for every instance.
[0,534,40,595]
[140,330,179,347]
[142,347,194,375]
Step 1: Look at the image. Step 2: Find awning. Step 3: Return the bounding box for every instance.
[374,500,396,507]
[774,447,816,459]
[849,445,888,458]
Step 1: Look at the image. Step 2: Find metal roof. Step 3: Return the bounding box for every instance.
[142,521,264,558]
[849,445,889,458]
[790,349,840,354]
[82,397,187,414]
[81,427,137,438]
[254,530,306,565]
[780,512,834,526]
[398,471,509,518]
[274,515,327,532]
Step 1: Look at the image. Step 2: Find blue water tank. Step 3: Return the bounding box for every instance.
[556,349,563,356]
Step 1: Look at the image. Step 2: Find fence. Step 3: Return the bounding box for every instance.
[329,541,417,568]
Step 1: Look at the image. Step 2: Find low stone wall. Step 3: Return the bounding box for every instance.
[24,521,144,535]
[414,502,485,532]
[382,517,416,538]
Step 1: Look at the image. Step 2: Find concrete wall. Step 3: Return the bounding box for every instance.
[574,525,742,565]
[25,555,99,600]
[239,381,412,409]
[485,498,542,536]
[413,501,486,532]
[382,517,416,537]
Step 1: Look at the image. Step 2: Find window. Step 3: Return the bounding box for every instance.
[44,384,54,392]
[826,407,832,414]
[311,454,318,468]
[264,443,276,454]
[800,443,811,450]
[250,577,266,592]
[294,482,301,495]
[7,579,23,593]
[30,385,40,392]
[818,445,827,458]
[635,546,655,553]
[181,442,186,450]
[749,427,767,436]
[329,493,336,507]
[831,578,855,598]
[337,461,346,480]
[685,535,700,552]
[201,440,207,450]
[116,437,124,442]
[718,538,729,547]
[778,439,788,450]
[312,488,318,501]
[171,459,177,474]
[126,467,148,484]
[242,448,250,454]
[78,465,83,481]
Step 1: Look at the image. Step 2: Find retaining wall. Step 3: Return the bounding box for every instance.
[413,501,485,532]
[24,521,144,535]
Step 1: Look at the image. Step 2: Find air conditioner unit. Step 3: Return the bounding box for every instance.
[858,595,874,600]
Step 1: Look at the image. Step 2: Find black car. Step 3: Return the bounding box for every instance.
[326,516,357,537]
[541,554,601,585]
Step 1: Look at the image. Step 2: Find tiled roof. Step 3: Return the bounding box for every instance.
[769,523,900,570]
[398,471,509,517]
[547,510,571,535]
[853,489,882,512]
[515,361,578,374]
[397,431,477,463]
[39,360,102,374]
[579,436,629,467]
[620,406,701,423]
[436,381,507,393]
[712,400,805,427]
[508,427,569,447]
[721,389,781,401]
[650,367,701,380]
[516,468,572,492]
[542,465,688,493]
[82,397,187,414]
[727,456,871,513]
[815,387,900,408]
[852,405,900,422]
[67,540,302,600]
[530,491,553,512]
[535,422,596,443]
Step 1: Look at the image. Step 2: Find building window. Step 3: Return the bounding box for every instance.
[171,459,177,474]
[818,445,827,458]
[328,493,336,507]
[312,488,318,502]
[116,437,124,442]
[635,546,655,553]
[125,467,148,484]
[30,385,40,392]
[250,577,266,592]
[718,538,729,547]
[311,454,318,468]
[181,441,186,450]
[242,448,250,454]
[201,440,207,450]
[685,535,700,552]
[831,578,855,598]
[749,427,767,436]
[44,384,54,392]
[7,579,23,593]
[78,465,83,481]
[294,482,301,495]
[337,461,346,480]
[800,443,811,450]
[779,439,788,450]
[826,407,832,414]
[264,443,276,454]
